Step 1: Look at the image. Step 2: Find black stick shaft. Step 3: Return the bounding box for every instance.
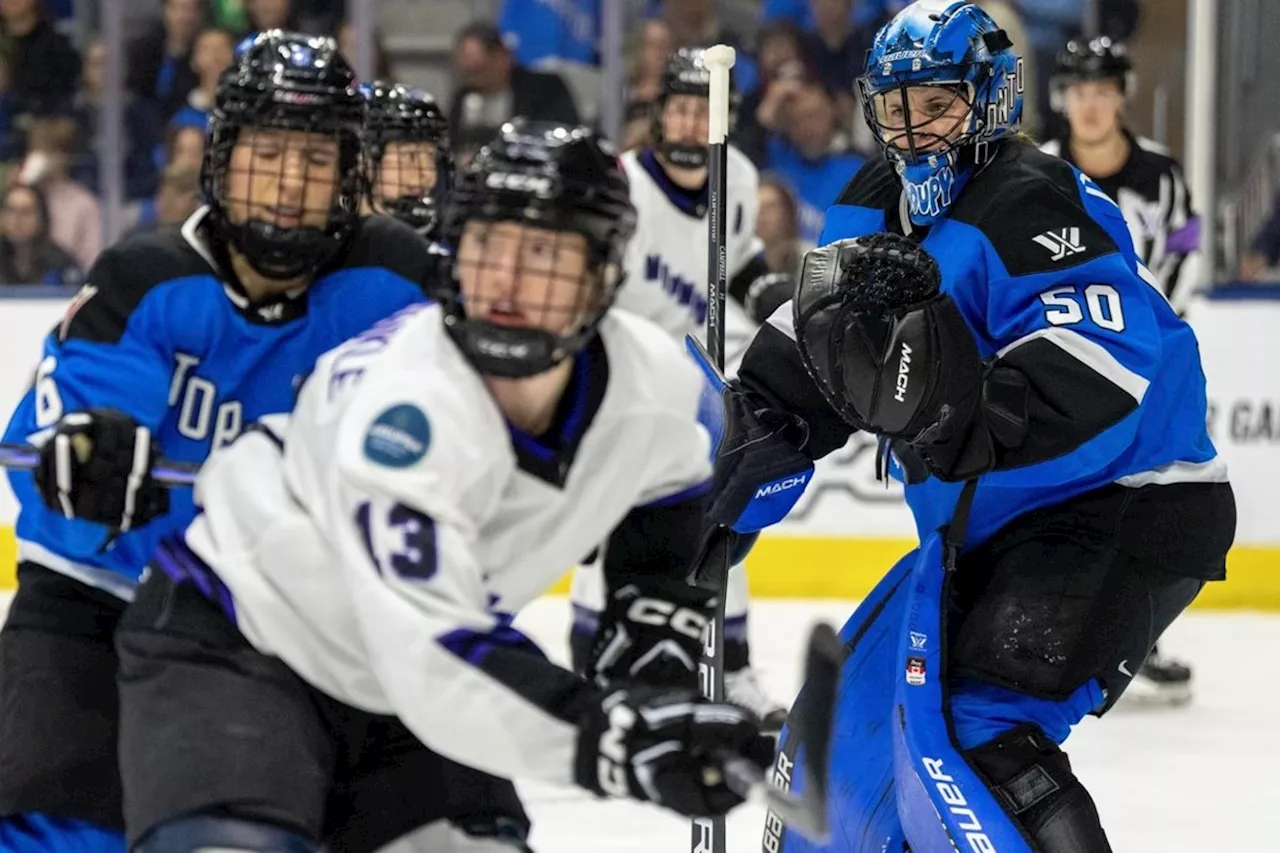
[692,42,735,853]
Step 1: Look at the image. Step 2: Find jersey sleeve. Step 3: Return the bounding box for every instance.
[5,244,177,558]
[331,384,593,786]
[735,303,857,461]
[975,174,1162,487]
[1155,161,1200,316]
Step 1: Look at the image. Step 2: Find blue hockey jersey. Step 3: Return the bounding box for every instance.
[4,209,432,595]
[737,142,1225,549]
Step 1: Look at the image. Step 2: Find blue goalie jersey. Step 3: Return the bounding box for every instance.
[4,209,432,595]
[738,142,1226,549]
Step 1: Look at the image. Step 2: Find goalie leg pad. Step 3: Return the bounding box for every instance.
[766,551,916,853]
[963,724,1113,853]
[893,533,1036,853]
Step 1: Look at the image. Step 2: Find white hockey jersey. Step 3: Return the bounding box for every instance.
[615,146,763,371]
[175,302,715,786]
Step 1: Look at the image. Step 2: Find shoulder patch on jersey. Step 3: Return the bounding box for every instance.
[953,144,1120,278]
[58,282,98,341]
[363,403,432,468]
[61,226,214,345]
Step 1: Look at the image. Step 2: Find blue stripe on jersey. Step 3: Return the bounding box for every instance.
[822,173,1218,548]
[4,265,427,586]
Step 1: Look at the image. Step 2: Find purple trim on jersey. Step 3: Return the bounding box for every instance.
[723,613,748,644]
[640,478,713,508]
[639,148,708,217]
[438,623,544,667]
[571,602,600,634]
[153,536,237,622]
[507,346,591,459]
[1166,216,1201,254]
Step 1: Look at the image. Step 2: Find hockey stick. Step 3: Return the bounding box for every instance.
[716,620,839,842]
[0,441,200,486]
[691,41,736,853]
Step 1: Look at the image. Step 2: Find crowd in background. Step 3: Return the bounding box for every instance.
[2,0,1279,289]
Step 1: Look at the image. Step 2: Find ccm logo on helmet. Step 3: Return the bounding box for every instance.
[486,172,553,194]
[626,597,707,642]
[921,757,998,853]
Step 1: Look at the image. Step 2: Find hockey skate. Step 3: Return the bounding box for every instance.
[725,666,789,734]
[1119,646,1193,707]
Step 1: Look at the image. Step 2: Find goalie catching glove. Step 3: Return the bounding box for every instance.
[792,233,1029,481]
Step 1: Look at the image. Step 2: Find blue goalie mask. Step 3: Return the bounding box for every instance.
[858,0,1024,226]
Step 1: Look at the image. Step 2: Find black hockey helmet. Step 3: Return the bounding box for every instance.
[651,47,735,169]
[361,80,452,238]
[439,120,637,378]
[203,30,365,280]
[1053,35,1134,97]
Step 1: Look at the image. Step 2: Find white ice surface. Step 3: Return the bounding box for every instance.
[510,598,1280,852]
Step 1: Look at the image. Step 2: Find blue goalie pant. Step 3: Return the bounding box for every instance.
[763,484,1222,853]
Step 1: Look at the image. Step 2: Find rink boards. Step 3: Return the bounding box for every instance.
[0,289,1275,608]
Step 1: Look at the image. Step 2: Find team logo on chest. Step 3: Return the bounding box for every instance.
[644,254,709,323]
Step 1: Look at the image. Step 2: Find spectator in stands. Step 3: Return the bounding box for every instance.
[756,174,805,276]
[127,164,202,235]
[15,115,100,269]
[755,78,864,243]
[335,21,391,79]
[447,20,580,158]
[127,0,206,120]
[171,27,236,131]
[1009,0,1084,136]
[243,0,297,34]
[628,18,672,112]
[0,53,21,168]
[735,21,810,165]
[620,18,672,150]
[802,0,876,103]
[499,0,598,69]
[73,39,162,200]
[166,123,205,173]
[0,0,80,116]
[293,0,344,34]
[0,183,80,286]
[1238,194,1280,282]
[763,0,907,30]
[211,0,246,31]
[656,0,757,93]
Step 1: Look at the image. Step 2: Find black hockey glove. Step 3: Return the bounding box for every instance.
[687,336,814,536]
[36,408,168,532]
[576,684,775,817]
[582,582,715,691]
[708,384,815,531]
[743,270,795,324]
[793,234,1028,482]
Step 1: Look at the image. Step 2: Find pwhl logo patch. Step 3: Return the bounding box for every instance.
[364,403,431,468]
